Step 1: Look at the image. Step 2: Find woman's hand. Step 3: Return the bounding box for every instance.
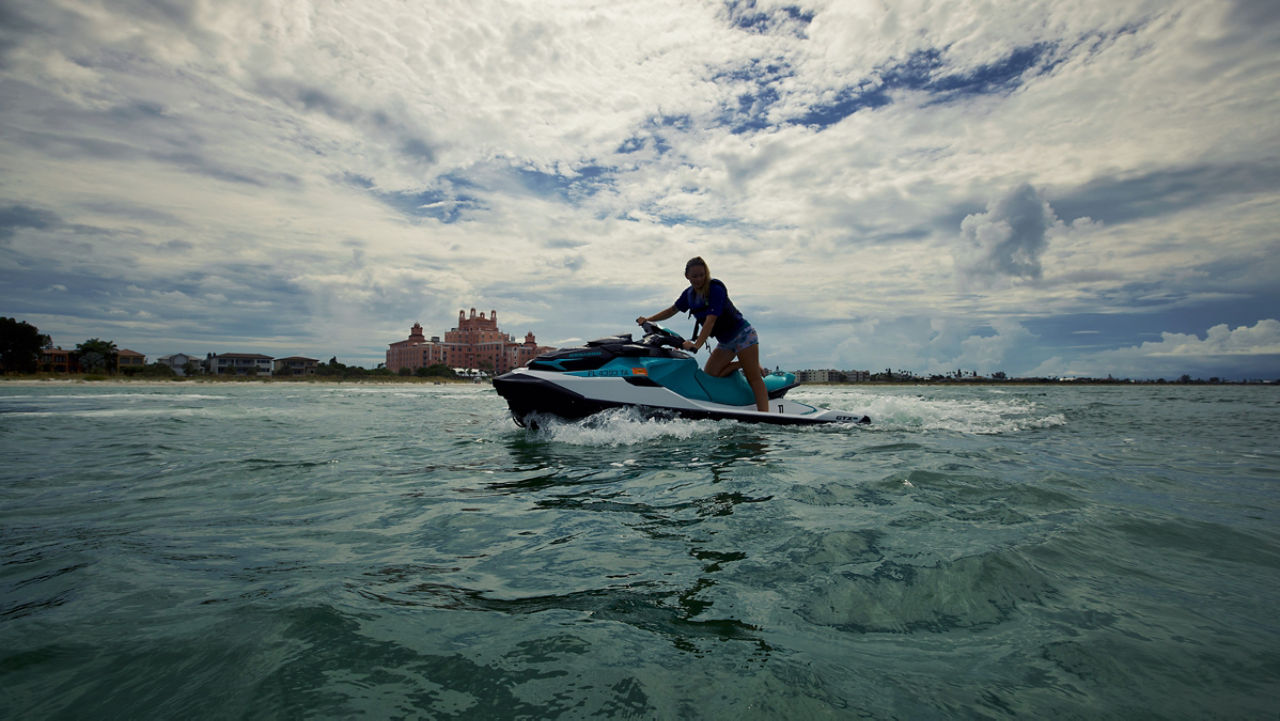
[682,340,699,352]
[635,316,648,326]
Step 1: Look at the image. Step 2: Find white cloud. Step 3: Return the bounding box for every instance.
[955,184,1058,283]
[1143,320,1280,357]
[952,319,1038,371]
[1029,320,1280,379]
[1,1,1277,371]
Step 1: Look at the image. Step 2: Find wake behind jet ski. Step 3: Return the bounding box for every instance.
[492,322,871,427]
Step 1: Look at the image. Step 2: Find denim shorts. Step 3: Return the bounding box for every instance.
[716,323,759,354]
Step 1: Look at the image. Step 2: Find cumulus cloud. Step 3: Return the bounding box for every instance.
[1142,319,1280,357]
[955,184,1058,283]
[953,320,1038,371]
[1029,319,1280,379]
[1,1,1277,371]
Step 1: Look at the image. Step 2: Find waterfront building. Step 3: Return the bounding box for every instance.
[796,369,843,383]
[273,357,319,376]
[39,347,78,374]
[158,353,200,376]
[206,353,273,376]
[36,346,146,374]
[386,309,555,375]
[118,349,146,370]
[794,369,871,383]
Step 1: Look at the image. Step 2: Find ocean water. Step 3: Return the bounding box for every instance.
[1,381,1277,719]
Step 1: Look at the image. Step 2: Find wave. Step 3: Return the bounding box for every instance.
[524,407,725,446]
[311,385,489,394]
[2,407,213,420]
[790,388,1066,435]
[0,393,228,402]
[510,388,1066,444]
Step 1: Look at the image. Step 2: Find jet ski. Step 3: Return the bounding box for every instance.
[492,322,871,427]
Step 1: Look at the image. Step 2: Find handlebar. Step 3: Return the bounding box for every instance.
[640,322,687,349]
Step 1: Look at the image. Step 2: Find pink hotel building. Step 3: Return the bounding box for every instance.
[386,309,556,375]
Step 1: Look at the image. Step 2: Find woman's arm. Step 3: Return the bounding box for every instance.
[685,314,717,351]
[636,306,678,325]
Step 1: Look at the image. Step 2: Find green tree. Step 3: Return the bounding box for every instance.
[316,357,345,377]
[422,363,455,378]
[124,362,177,378]
[76,338,118,374]
[0,317,50,373]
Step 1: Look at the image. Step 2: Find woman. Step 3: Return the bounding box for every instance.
[635,256,769,413]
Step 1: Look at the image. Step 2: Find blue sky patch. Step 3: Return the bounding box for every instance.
[515,164,614,203]
[712,43,1060,133]
[617,120,679,156]
[793,84,893,129]
[723,1,814,37]
[344,172,487,224]
[925,44,1057,98]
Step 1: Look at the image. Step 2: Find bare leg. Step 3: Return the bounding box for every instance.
[712,361,766,378]
[737,344,768,412]
[704,347,736,377]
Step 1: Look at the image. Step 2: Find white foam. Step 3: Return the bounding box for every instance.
[528,407,723,446]
[789,387,1067,435]
[514,388,1066,442]
[310,384,494,397]
[0,392,227,402]
[5,407,212,420]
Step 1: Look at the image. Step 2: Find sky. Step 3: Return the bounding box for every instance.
[2,0,1278,380]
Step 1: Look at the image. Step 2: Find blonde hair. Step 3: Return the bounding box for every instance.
[685,256,710,299]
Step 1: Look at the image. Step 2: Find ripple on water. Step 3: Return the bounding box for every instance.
[2,383,1278,719]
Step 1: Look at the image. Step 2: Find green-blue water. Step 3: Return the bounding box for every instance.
[2,382,1277,719]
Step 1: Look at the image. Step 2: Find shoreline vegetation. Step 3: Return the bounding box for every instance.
[4,319,1273,387]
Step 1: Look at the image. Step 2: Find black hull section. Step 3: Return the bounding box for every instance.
[491,372,624,427]
[493,373,857,427]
